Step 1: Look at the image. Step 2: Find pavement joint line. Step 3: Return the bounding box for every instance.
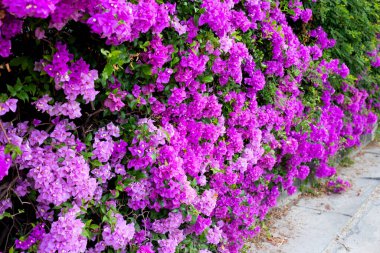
[362,151,380,155]
[295,204,352,217]
[334,240,350,252]
[322,182,380,253]
[360,176,380,181]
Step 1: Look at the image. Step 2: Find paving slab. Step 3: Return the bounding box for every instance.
[248,142,380,253]
[324,184,380,253]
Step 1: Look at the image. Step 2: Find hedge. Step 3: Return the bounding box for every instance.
[0,0,378,252]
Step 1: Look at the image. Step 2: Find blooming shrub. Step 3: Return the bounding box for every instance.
[0,0,378,252]
[304,0,380,113]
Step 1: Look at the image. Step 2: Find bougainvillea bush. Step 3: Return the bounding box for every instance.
[304,0,380,114]
[0,0,378,252]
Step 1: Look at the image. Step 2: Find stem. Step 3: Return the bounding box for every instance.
[84,108,105,127]
[0,121,10,143]
[0,177,18,200]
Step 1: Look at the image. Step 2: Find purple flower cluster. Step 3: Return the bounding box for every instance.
[0,198,12,216]
[35,43,99,118]
[15,224,46,250]
[27,145,97,205]
[39,206,87,252]
[102,213,135,250]
[368,41,380,68]
[0,149,12,181]
[0,12,23,57]
[326,177,351,193]
[0,98,18,116]
[87,0,134,45]
[2,0,60,18]
[104,90,127,112]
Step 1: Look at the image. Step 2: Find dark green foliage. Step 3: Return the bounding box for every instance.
[303,0,380,109]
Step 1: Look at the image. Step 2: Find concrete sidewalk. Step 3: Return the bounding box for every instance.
[247,141,380,253]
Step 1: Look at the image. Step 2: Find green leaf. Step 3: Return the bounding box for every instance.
[102,64,114,80]
[123,178,134,187]
[100,205,107,214]
[171,57,180,67]
[109,50,122,59]
[7,85,16,96]
[0,212,12,220]
[85,219,92,226]
[263,144,271,153]
[100,48,110,56]
[90,159,103,167]
[141,65,152,76]
[82,228,92,238]
[85,133,93,144]
[113,190,120,198]
[10,57,26,67]
[81,152,94,160]
[201,75,214,83]
[90,224,100,230]
[115,184,124,192]
[5,144,22,159]
[190,213,198,225]
[210,167,224,174]
[17,91,29,102]
[127,170,147,180]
